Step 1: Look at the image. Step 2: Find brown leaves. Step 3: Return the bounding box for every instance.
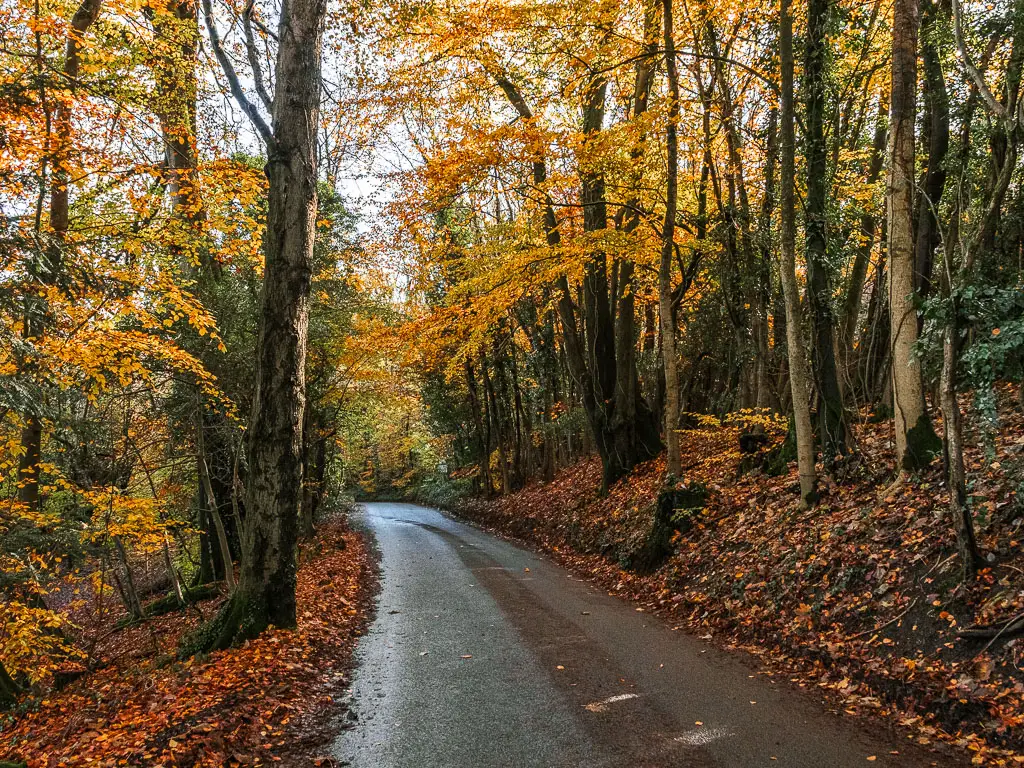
[460,397,1024,765]
[0,522,374,768]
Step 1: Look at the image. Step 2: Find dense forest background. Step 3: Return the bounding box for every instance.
[2,0,1024,756]
[357,0,1024,540]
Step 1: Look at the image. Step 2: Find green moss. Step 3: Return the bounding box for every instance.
[115,583,222,630]
[178,593,243,658]
[177,584,287,659]
[761,418,798,477]
[621,483,707,573]
[801,484,821,509]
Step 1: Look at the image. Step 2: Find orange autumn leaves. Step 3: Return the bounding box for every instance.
[0,523,373,768]
[0,0,270,686]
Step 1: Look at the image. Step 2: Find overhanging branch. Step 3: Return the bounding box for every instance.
[202,0,274,147]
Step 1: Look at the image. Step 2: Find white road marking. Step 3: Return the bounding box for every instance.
[583,693,640,712]
[674,726,731,746]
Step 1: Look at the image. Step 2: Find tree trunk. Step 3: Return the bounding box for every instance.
[198,422,236,590]
[859,219,891,405]
[914,0,950,299]
[661,0,682,477]
[465,359,492,494]
[889,0,941,471]
[299,403,317,539]
[840,95,887,370]
[481,353,494,496]
[780,0,818,507]
[0,663,20,710]
[196,502,221,584]
[805,0,847,466]
[939,305,982,581]
[188,0,327,652]
[491,335,521,488]
[149,0,206,263]
[113,536,145,620]
[482,355,510,495]
[210,489,236,589]
[508,336,531,483]
[756,108,779,410]
[162,530,185,606]
[309,435,327,527]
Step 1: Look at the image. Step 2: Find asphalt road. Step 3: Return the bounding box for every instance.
[333,502,954,768]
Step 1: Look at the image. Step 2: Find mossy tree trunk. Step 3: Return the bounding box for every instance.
[190,0,326,652]
[0,662,20,710]
[779,0,818,507]
[804,0,848,467]
[939,306,983,582]
[888,0,941,472]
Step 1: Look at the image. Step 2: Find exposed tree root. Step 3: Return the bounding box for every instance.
[958,612,1024,641]
[879,471,907,499]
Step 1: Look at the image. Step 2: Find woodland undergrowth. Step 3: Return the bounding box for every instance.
[0,520,374,768]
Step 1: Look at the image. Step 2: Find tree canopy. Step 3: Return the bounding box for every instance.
[2,0,1024,738]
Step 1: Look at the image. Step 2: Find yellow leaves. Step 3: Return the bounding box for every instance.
[0,496,57,534]
[78,486,180,550]
[682,411,723,429]
[1,598,83,684]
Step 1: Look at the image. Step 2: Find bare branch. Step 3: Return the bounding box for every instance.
[202,0,274,147]
[242,0,274,112]
[251,14,278,42]
[950,0,1007,120]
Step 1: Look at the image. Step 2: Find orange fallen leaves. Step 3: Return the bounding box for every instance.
[460,387,1024,766]
[0,521,374,768]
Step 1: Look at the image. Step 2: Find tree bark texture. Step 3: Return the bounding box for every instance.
[661,0,682,477]
[888,0,941,471]
[914,0,950,299]
[780,0,818,506]
[191,0,327,651]
[804,0,848,466]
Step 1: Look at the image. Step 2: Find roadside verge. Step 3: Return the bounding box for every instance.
[454,418,1024,767]
[0,518,377,768]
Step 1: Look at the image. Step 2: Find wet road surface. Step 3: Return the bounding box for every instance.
[333,502,954,768]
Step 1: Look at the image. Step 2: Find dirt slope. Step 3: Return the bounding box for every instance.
[459,393,1024,766]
